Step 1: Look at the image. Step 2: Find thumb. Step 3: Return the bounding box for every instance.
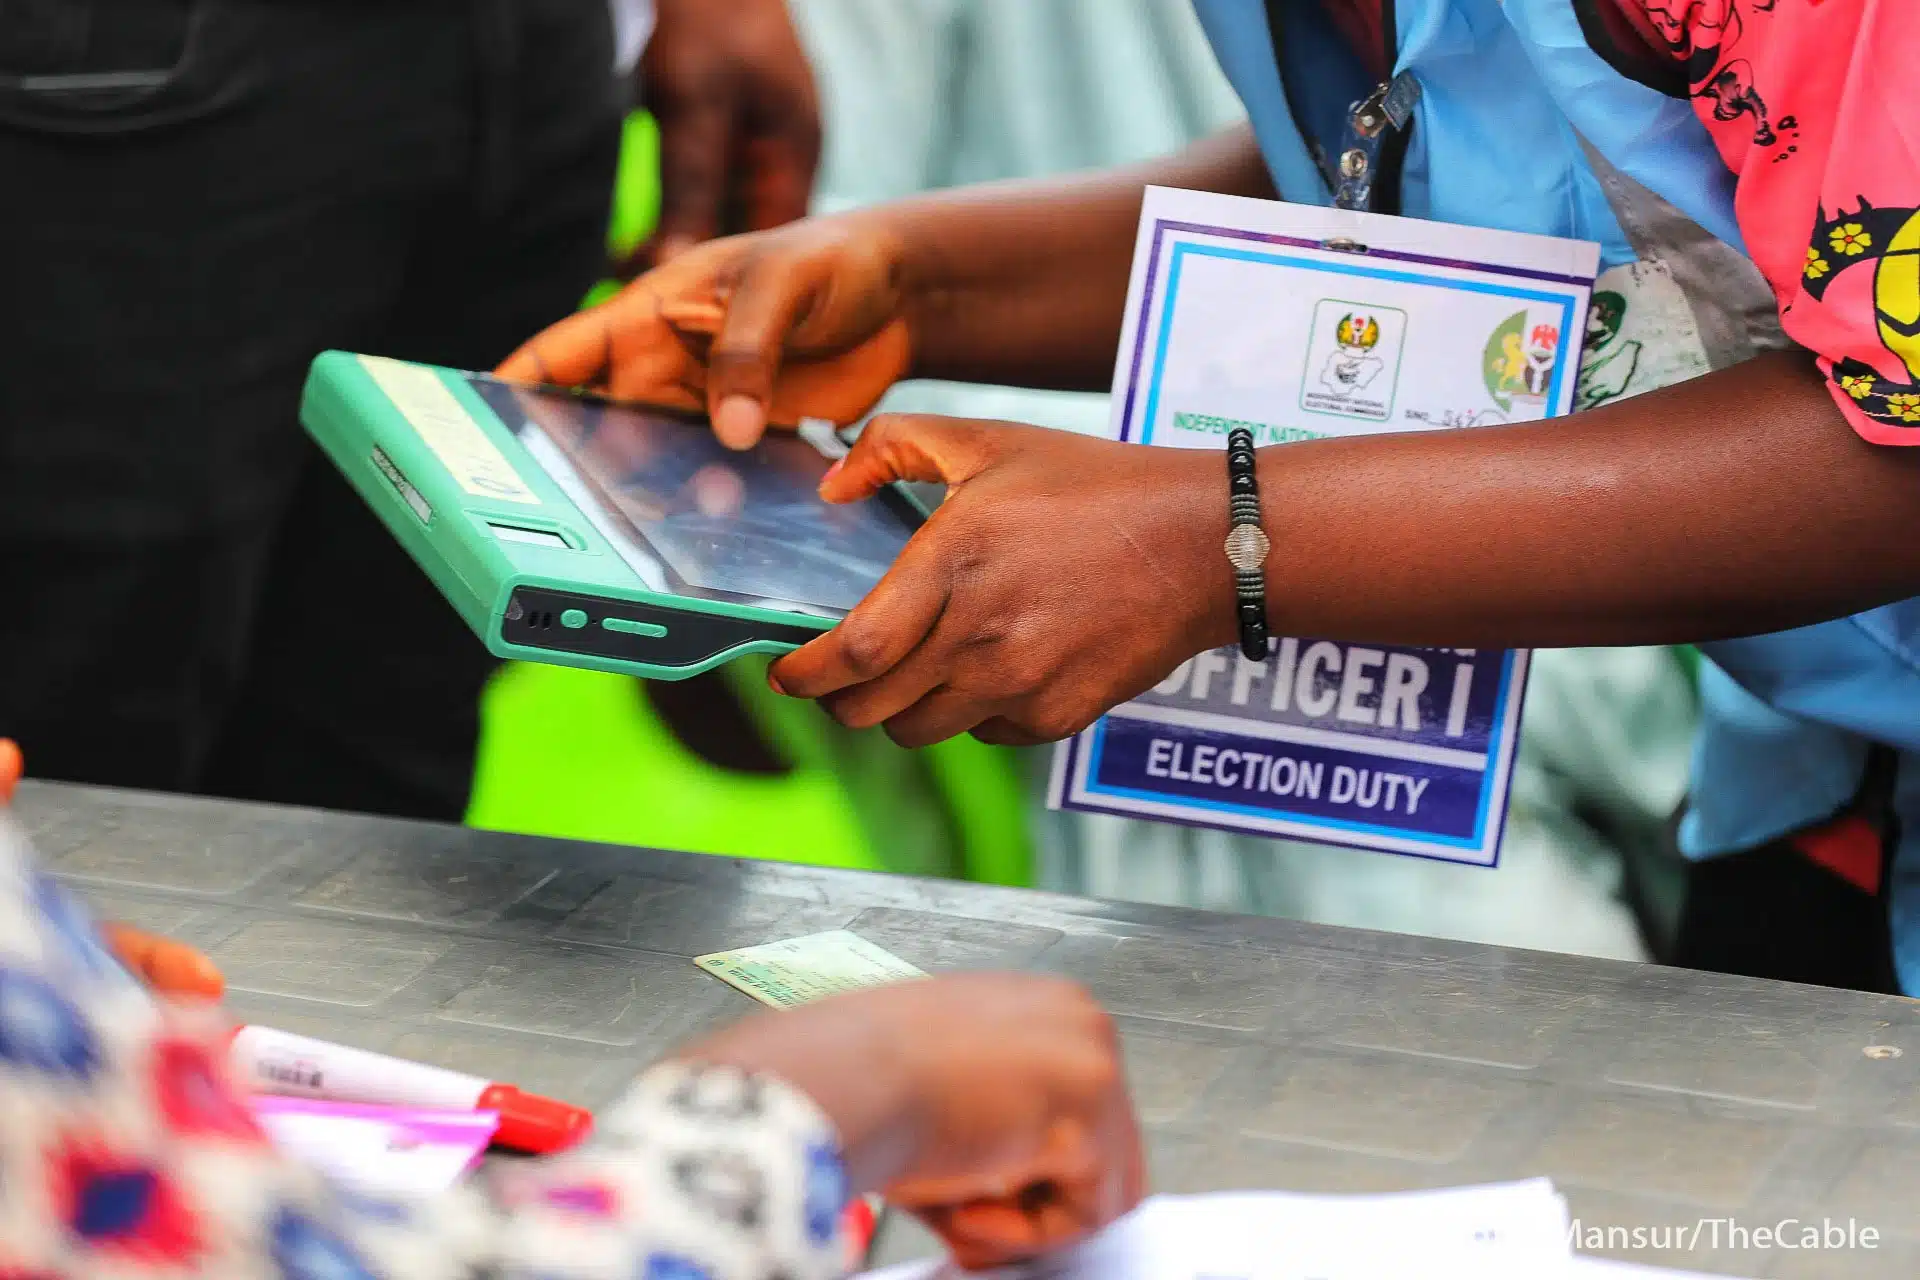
[819,414,999,503]
[0,739,20,803]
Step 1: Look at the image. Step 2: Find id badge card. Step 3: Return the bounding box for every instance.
[1047,187,1600,866]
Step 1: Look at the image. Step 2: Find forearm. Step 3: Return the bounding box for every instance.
[884,124,1274,391]
[1179,350,1920,649]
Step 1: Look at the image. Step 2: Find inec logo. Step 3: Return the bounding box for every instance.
[1300,298,1406,422]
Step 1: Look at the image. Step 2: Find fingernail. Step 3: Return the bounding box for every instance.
[655,233,697,263]
[821,457,844,487]
[767,670,788,696]
[714,395,762,448]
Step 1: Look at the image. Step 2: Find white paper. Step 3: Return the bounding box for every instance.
[856,1184,1748,1280]
[1567,1263,1727,1279]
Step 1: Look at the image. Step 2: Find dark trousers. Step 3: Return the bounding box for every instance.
[0,0,622,819]
[1669,749,1902,995]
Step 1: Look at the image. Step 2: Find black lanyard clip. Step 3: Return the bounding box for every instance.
[1333,71,1421,212]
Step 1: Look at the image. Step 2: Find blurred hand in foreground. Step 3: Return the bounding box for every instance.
[0,739,225,999]
[682,971,1145,1269]
[630,0,821,273]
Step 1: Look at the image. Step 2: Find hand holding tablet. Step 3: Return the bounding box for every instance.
[300,352,927,681]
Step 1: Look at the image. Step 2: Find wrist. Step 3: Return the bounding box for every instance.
[885,202,966,383]
[1164,446,1244,654]
[671,1002,925,1192]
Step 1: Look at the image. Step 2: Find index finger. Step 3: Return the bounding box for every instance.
[703,250,827,448]
[770,539,950,700]
[0,739,20,803]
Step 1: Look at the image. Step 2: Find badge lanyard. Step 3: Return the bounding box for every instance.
[1332,73,1423,213]
[1260,0,1422,217]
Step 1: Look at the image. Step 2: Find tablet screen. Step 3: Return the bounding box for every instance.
[471,378,919,618]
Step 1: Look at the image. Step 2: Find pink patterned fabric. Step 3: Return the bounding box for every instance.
[1629,0,1920,442]
[0,822,849,1280]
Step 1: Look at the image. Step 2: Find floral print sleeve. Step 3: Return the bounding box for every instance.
[0,816,851,1280]
[1633,0,1920,442]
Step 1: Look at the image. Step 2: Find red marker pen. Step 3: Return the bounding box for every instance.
[231,1026,592,1155]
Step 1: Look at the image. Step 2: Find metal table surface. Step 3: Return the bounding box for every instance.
[16,781,1919,1277]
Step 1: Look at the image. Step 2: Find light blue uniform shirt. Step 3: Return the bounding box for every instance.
[1191,0,1920,991]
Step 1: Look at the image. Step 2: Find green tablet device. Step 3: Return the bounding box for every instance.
[299,351,926,680]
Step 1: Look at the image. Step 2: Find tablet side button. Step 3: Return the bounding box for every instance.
[560,609,589,630]
[603,617,669,639]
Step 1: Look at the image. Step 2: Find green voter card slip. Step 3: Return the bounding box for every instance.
[299,352,927,680]
[695,931,926,1009]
